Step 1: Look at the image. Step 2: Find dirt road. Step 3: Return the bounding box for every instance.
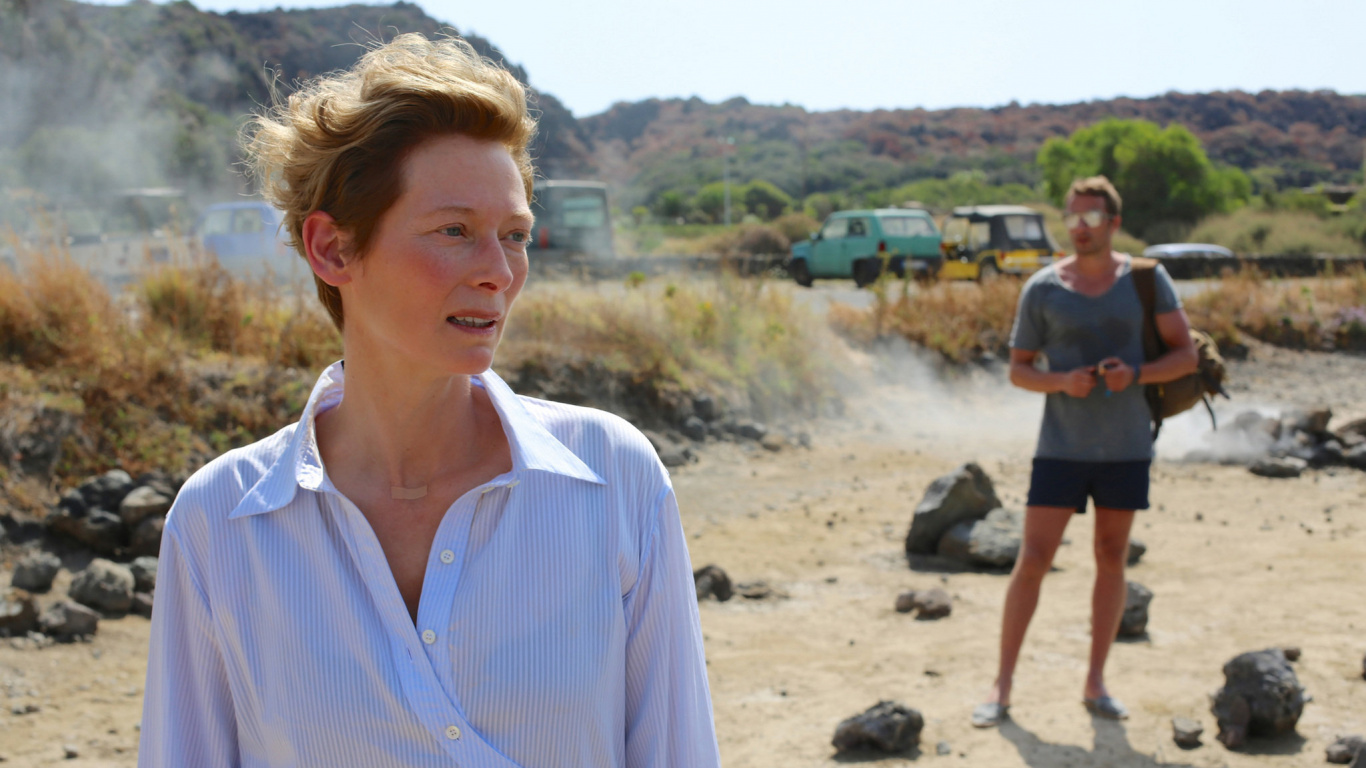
[3,342,1365,766]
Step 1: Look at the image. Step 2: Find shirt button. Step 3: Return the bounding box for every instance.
[445,724,461,740]
[422,629,436,645]
[439,549,455,564]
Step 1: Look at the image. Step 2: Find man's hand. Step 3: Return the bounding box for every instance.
[1097,357,1137,392]
[1060,366,1098,398]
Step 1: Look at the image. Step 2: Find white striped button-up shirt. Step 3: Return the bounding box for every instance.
[138,362,720,767]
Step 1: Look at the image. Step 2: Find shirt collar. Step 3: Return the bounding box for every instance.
[229,362,604,519]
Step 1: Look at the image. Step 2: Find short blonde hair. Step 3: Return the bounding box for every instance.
[1064,175,1122,218]
[245,33,537,330]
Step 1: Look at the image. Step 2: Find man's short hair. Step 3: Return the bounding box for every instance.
[244,34,536,330]
[1064,176,1122,218]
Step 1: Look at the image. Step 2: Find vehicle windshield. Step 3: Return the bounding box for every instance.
[1001,215,1051,248]
[941,217,969,244]
[880,216,936,237]
[557,192,607,228]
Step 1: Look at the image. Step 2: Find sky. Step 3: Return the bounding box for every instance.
[101,0,1366,117]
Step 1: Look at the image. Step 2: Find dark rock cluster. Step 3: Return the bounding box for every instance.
[831,701,924,755]
[46,469,178,557]
[905,463,1029,569]
[1211,648,1306,749]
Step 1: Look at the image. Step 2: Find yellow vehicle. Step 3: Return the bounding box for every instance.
[939,205,1061,280]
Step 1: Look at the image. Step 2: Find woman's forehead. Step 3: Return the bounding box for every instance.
[398,135,530,214]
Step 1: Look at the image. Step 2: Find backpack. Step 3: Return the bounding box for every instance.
[1131,257,1229,439]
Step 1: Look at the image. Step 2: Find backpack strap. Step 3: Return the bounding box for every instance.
[1129,257,1167,439]
[1130,257,1164,361]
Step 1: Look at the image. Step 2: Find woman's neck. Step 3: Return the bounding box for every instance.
[316,354,490,495]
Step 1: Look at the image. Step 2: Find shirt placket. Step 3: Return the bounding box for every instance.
[326,479,524,765]
[413,478,519,703]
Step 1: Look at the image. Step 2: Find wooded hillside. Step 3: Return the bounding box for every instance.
[2,0,1361,212]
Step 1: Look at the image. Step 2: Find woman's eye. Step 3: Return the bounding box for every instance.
[507,231,529,244]
[440,225,466,238]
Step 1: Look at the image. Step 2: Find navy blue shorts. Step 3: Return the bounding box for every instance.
[1027,458,1151,514]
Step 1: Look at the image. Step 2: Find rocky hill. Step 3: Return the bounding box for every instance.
[1,0,1361,209]
[0,0,590,202]
[584,90,1366,207]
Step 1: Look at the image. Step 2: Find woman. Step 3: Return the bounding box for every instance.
[139,34,720,767]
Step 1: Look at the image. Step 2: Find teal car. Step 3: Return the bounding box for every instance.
[788,209,943,288]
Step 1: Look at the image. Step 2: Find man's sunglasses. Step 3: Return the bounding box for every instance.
[1063,210,1110,229]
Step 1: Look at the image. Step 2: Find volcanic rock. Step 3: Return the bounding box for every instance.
[1249,456,1307,479]
[11,551,61,593]
[727,420,768,441]
[130,515,165,558]
[1327,735,1364,764]
[0,588,39,637]
[894,592,916,613]
[906,463,1001,555]
[1118,581,1152,637]
[1283,407,1332,437]
[1281,646,1301,662]
[693,564,733,602]
[907,588,952,620]
[831,700,924,754]
[1171,716,1203,748]
[37,600,99,640]
[118,485,173,527]
[69,558,135,614]
[129,556,158,593]
[680,416,708,442]
[132,591,155,618]
[734,580,787,600]
[936,507,1021,567]
[642,430,693,468]
[1211,649,1306,749]
[1126,537,1147,566]
[47,489,124,554]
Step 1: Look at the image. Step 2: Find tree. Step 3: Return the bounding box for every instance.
[693,182,744,224]
[739,179,793,221]
[1038,119,1251,240]
[652,190,689,220]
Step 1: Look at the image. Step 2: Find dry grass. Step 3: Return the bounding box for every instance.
[503,273,842,417]
[0,242,336,484]
[830,275,1023,362]
[1,243,842,487]
[1184,265,1366,351]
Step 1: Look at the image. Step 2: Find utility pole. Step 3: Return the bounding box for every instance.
[723,136,735,226]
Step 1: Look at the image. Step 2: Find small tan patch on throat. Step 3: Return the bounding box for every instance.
[390,485,428,500]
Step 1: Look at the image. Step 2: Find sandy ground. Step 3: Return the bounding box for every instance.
[3,340,1365,766]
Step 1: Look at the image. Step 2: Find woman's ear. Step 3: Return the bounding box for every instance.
[302,211,352,287]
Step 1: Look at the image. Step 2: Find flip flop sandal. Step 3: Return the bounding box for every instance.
[1083,695,1129,720]
[971,702,1009,728]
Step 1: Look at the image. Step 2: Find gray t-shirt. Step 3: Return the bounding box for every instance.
[1009,258,1181,461]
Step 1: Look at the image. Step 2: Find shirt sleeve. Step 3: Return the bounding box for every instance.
[1154,263,1182,314]
[1009,277,1045,351]
[138,523,240,767]
[622,487,721,768]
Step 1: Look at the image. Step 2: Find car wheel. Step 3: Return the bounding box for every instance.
[978,259,1001,282]
[852,259,878,288]
[790,259,813,287]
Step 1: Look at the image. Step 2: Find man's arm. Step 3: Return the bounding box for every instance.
[1138,308,1199,384]
[1010,348,1098,398]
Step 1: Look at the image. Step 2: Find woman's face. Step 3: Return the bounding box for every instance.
[339,134,532,376]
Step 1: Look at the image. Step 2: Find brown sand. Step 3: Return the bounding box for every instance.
[3,341,1365,766]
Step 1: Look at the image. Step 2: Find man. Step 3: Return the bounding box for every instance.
[971,176,1197,728]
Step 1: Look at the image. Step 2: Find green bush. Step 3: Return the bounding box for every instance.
[1038,118,1251,241]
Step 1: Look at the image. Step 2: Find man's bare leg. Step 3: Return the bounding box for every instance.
[984,505,1074,707]
[1085,507,1135,701]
